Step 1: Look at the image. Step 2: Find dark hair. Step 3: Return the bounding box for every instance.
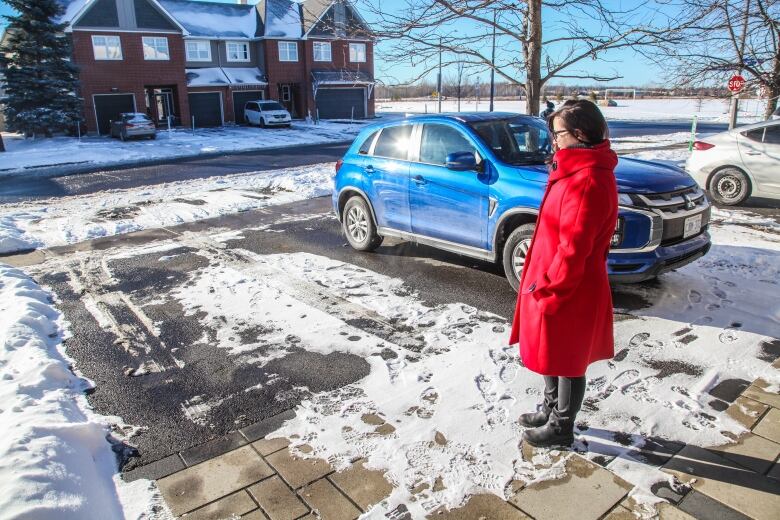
[548,99,608,145]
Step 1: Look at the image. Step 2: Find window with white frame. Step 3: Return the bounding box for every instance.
[92,35,122,60]
[278,41,298,62]
[186,40,211,61]
[349,42,366,63]
[313,42,331,62]
[226,41,250,62]
[142,37,169,60]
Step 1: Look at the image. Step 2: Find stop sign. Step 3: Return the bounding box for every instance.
[728,75,746,92]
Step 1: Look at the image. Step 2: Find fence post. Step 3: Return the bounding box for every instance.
[192,116,195,134]
[351,106,354,123]
[688,115,698,152]
[77,120,81,141]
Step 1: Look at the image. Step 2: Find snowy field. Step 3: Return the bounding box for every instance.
[0,138,689,256]
[379,97,769,123]
[0,120,364,178]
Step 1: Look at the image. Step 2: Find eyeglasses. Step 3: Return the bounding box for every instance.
[551,129,569,140]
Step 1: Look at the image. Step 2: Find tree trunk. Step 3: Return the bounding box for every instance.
[524,0,543,116]
[0,133,5,152]
[763,50,780,120]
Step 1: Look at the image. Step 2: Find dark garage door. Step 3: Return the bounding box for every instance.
[232,91,264,123]
[94,94,135,135]
[316,88,366,119]
[188,93,223,127]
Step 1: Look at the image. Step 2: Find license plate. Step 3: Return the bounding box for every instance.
[683,214,702,238]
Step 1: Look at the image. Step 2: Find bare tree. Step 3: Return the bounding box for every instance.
[361,0,680,115]
[646,0,779,119]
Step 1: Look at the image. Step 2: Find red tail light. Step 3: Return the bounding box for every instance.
[693,141,715,150]
[335,158,344,174]
[125,123,135,128]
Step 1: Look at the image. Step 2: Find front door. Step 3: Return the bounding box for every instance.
[738,123,780,194]
[409,123,488,249]
[278,84,298,118]
[363,124,413,232]
[154,88,175,125]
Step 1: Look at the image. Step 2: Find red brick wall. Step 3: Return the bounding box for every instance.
[304,39,375,117]
[187,86,269,124]
[71,31,190,133]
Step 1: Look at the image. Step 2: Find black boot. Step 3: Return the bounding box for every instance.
[519,375,559,428]
[522,375,586,448]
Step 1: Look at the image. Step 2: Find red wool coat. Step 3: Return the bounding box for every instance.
[509,140,618,377]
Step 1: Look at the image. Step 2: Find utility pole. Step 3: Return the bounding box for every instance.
[438,36,443,113]
[489,8,496,112]
[729,0,751,129]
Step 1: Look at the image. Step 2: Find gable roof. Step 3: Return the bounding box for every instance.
[257,0,303,38]
[56,0,188,34]
[300,0,331,34]
[158,0,262,38]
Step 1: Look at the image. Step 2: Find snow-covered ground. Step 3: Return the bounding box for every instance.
[0,136,689,255]
[0,264,172,520]
[0,120,364,178]
[379,97,769,123]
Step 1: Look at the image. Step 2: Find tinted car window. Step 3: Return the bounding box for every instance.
[420,124,476,165]
[373,125,413,160]
[246,102,258,111]
[469,117,552,165]
[743,128,764,142]
[359,131,378,154]
[260,102,285,111]
[764,125,780,145]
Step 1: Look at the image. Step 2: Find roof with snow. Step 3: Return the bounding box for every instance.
[311,70,373,84]
[186,67,267,87]
[158,0,262,38]
[258,0,303,38]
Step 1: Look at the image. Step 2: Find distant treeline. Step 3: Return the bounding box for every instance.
[375,81,749,101]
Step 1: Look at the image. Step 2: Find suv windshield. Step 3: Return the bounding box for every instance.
[468,117,552,165]
[260,102,285,111]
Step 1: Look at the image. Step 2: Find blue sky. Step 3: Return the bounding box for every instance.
[0,0,673,87]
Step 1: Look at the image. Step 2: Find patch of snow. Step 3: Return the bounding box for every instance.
[185,67,229,87]
[264,0,302,38]
[159,0,258,38]
[0,263,171,519]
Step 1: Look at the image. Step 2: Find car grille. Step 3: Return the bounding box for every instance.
[631,185,711,247]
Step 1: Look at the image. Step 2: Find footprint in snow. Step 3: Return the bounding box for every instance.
[713,287,728,300]
[629,332,650,347]
[688,290,702,304]
[719,328,739,344]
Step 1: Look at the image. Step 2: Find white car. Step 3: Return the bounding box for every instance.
[686,119,780,205]
[244,100,292,128]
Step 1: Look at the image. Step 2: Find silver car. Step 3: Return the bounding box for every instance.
[111,113,157,141]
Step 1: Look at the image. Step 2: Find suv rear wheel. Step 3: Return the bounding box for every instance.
[502,224,535,292]
[709,168,750,205]
[343,196,383,251]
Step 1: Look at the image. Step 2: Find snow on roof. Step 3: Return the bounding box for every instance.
[222,67,268,85]
[312,70,373,84]
[263,0,303,38]
[186,67,267,87]
[159,0,261,38]
[186,67,230,86]
[56,0,92,24]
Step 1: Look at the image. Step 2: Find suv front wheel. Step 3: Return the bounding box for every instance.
[502,223,535,292]
[342,196,383,251]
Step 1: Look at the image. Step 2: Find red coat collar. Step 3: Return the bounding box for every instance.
[549,140,618,182]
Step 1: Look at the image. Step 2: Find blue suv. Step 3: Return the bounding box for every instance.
[332,113,711,290]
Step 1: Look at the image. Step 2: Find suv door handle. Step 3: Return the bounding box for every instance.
[364,165,375,174]
[745,151,761,155]
[413,175,427,185]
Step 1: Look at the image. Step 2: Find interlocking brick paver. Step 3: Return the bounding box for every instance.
[509,455,631,520]
[709,432,780,474]
[298,478,362,520]
[252,437,291,456]
[181,431,248,467]
[266,447,334,489]
[663,444,780,520]
[247,476,309,520]
[752,407,780,444]
[602,506,634,520]
[181,490,257,520]
[328,460,393,511]
[742,379,780,409]
[767,462,780,481]
[429,494,530,519]
[157,445,275,516]
[241,510,270,520]
[726,396,770,429]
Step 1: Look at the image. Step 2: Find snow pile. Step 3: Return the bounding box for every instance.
[0,264,170,520]
[0,163,335,254]
[0,120,362,177]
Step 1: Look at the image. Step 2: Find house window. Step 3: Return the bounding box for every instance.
[227,41,250,62]
[349,42,366,63]
[313,42,331,62]
[186,40,211,61]
[142,37,169,60]
[281,85,291,102]
[278,41,298,62]
[92,35,122,60]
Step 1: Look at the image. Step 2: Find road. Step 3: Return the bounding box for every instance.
[0,120,725,203]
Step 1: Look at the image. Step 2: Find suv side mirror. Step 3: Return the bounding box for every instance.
[445,151,477,171]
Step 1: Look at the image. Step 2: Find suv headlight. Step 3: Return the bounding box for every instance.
[618,193,634,206]
[611,217,625,247]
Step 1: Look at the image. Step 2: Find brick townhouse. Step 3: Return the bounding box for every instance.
[54,0,375,134]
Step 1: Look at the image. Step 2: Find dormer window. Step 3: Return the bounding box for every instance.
[227,41,250,62]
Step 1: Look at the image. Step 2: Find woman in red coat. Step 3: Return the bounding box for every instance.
[509,100,618,448]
